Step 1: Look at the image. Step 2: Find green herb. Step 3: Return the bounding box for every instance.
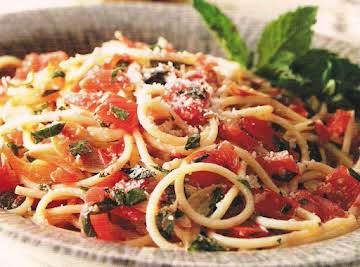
[42,89,59,97]
[7,143,23,156]
[185,134,201,150]
[33,103,49,114]
[308,141,322,161]
[79,186,89,192]
[111,66,125,81]
[26,155,36,162]
[184,86,207,100]
[39,184,51,192]
[193,153,209,163]
[52,70,65,79]
[0,192,24,210]
[239,179,251,190]
[144,70,167,85]
[161,185,176,206]
[156,210,175,240]
[152,165,170,174]
[272,172,297,182]
[31,123,65,144]
[125,188,147,206]
[100,121,110,128]
[298,198,309,205]
[95,198,117,212]
[188,234,225,252]
[123,165,155,180]
[81,212,96,237]
[112,189,126,206]
[272,136,290,151]
[349,168,360,182]
[69,140,93,156]
[150,43,161,50]
[110,106,129,120]
[208,187,224,215]
[193,0,249,66]
[281,203,292,214]
[99,172,109,178]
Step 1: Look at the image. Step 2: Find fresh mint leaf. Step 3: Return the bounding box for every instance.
[193,0,249,66]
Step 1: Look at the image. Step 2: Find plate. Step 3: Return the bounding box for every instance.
[0,3,360,267]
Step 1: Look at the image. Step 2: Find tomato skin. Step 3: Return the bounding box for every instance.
[79,67,132,93]
[254,188,298,220]
[188,143,240,188]
[0,155,19,193]
[315,120,330,144]
[163,81,209,126]
[96,171,126,188]
[226,223,269,238]
[219,121,259,152]
[110,206,145,224]
[327,109,351,138]
[85,187,107,205]
[288,99,308,118]
[257,151,299,177]
[294,190,345,222]
[89,213,135,241]
[64,92,102,111]
[315,166,360,210]
[97,142,125,166]
[96,95,138,132]
[240,116,274,150]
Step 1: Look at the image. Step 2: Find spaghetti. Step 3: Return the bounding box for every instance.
[0,32,359,251]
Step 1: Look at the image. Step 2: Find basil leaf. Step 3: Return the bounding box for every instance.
[272,172,297,182]
[39,184,51,192]
[110,106,129,120]
[125,189,147,206]
[0,192,25,210]
[7,143,23,156]
[256,6,318,69]
[185,134,200,150]
[42,89,59,97]
[193,153,209,163]
[31,123,65,144]
[81,212,96,237]
[69,140,93,156]
[152,165,170,174]
[208,187,224,215]
[156,210,174,240]
[349,168,360,182]
[123,165,155,180]
[193,0,249,67]
[308,141,322,162]
[188,234,225,252]
[52,70,65,79]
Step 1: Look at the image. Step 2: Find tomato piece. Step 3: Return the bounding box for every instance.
[219,121,259,152]
[96,171,126,188]
[96,95,138,132]
[315,166,360,210]
[85,187,107,205]
[254,188,298,220]
[327,109,351,138]
[163,81,209,126]
[7,130,23,146]
[294,190,346,222]
[188,143,240,188]
[97,142,125,166]
[79,67,132,93]
[226,222,269,238]
[111,206,145,224]
[0,154,19,193]
[240,116,274,150]
[64,92,103,111]
[50,168,82,184]
[288,98,308,118]
[90,213,135,241]
[315,120,330,144]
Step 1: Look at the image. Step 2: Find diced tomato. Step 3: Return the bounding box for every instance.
[7,130,23,146]
[293,190,346,222]
[79,67,132,93]
[64,92,103,111]
[89,213,136,241]
[226,222,269,238]
[163,81,209,126]
[0,154,19,193]
[327,109,351,138]
[50,168,82,184]
[85,187,107,205]
[188,143,240,188]
[96,171,126,188]
[103,54,132,70]
[254,188,298,220]
[257,151,299,179]
[97,142,125,166]
[95,95,138,132]
[240,116,274,150]
[15,51,68,80]
[228,84,257,97]
[315,166,360,210]
[315,120,330,144]
[288,98,308,118]
[219,121,259,152]
[111,206,145,224]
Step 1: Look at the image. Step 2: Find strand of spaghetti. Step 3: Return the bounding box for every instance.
[76,134,133,187]
[22,131,53,151]
[174,163,254,229]
[296,207,321,222]
[0,55,21,69]
[144,133,193,156]
[210,185,239,219]
[299,171,324,182]
[33,188,85,224]
[15,186,46,199]
[255,216,319,231]
[45,204,83,216]
[324,142,353,167]
[133,130,158,171]
[233,145,279,192]
[298,161,334,174]
[8,197,34,215]
[0,109,98,135]
[342,111,355,154]
[221,105,274,120]
[122,235,154,247]
[269,114,310,161]
[294,120,314,132]
[214,96,308,123]
[86,127,125,142]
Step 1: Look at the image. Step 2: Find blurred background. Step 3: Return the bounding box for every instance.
[0,0,359,43]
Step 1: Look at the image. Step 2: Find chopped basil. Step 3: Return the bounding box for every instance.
[144,70,167,85]
[42,89,59,97]
[31,123,65,144]
[7,143,23,156]
[152,165,170,174]
[208,187,224,215]
[99,171,109,178]
[26,155,36,162]
[188,234,225,252]
[272,172,297,182]
[281,203,292,214]
[112,189,126,206]
[149,43,161,50]
[185,134,201,150]
[123,165,155,180]
[39,184,51,192]
[349,168,360,182]
[239,179,251,190]
[95,198,117,213]
[298,198,309,205]
[33,102,49,114]
[185,86,207,100]
[125,188,147,206]
[0,192,25,210]
[100,121,110,128]
[308,141,322,161]
[156,210,175,240]
[193,153,209,163]
[272,136,290,151]
[111,63,128,81]
[69,140,92,156]
[81,212,96,237]
[79,186,89,192]
[110,106,129,120]
[161,185,176,206]
[52,70,65,79]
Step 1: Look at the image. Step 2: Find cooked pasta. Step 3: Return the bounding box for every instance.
[0,32,359,251]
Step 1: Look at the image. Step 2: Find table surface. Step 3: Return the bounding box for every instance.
[1,0,360,266]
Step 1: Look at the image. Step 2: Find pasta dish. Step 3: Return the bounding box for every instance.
[0,32,359,251]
